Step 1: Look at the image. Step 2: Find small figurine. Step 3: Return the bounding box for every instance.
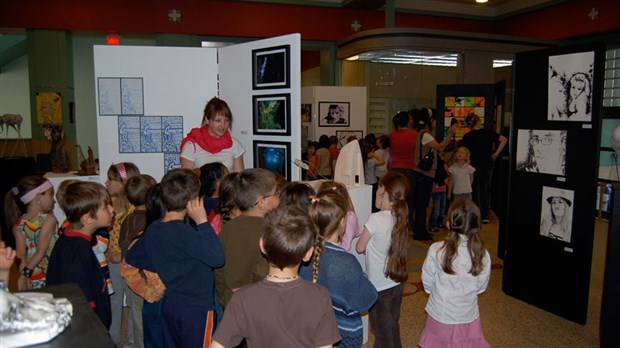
[43,124,69,173]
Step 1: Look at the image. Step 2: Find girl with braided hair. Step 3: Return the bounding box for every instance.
[356,171,410,347]
[299,190,377,348]
[419,199,491,348]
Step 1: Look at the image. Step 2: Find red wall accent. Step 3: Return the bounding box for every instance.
[0,0,618,42]
[301,50,321,72]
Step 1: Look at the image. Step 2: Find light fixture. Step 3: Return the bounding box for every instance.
[476,0,488,3]
[106,34,120,45]
[346,55,360,61]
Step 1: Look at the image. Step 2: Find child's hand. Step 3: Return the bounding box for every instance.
[187,196,208,225]
[0,241,16,272]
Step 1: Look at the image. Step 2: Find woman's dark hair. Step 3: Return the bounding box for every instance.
[280,182,316,213]
[393,111,410,128]
[377,135,390,149]
[318,135,330,149]
[412,108,430,131]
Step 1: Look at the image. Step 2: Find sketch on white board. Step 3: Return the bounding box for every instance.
[164,153,181,173]
[141,116,162,153]
[548,51,594,122]
[162,116,183,153]
[516,129,567,176]
[540,186,574,243]
[121,78,145,115]
[118,116,141,153]
[98,78,121,115]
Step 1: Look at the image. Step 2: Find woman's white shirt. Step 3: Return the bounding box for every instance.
[180,137,245,172]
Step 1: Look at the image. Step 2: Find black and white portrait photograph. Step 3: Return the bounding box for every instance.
[516,129,567,176]
[319,102,350,127]
[540,186,574,243]
[252,94,290,136]
[548,51,594,122]
[252,45,290,89]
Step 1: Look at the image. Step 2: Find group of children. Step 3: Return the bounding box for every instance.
[2,154,491,347]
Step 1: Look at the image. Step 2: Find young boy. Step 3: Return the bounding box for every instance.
[118,174,156,348]
[126,169,224,347]
[212,206,341,348]
[215,168,279,308]
[46,181,114,328]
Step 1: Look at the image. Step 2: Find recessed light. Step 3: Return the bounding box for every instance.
[476,0,488,3]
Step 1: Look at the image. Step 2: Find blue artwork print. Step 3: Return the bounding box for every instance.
[254,141,290,180]
[98,78,121,115]
[121,78,144,115]
[141,116,162,153]
[118,116,141,153]
[164,153,181,173]
[262,147,285,173]
[162,116,183,153]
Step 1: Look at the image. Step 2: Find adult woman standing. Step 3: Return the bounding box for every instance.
[412,108,456,240]
[180,97,245,172]
[458,114,507,223]
[389,111,417,230]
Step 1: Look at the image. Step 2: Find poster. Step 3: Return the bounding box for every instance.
[540,186,574,243]
[443,96,485,140]
[36,92,62,124]
[548,51,594,122]
[516,129,567,176]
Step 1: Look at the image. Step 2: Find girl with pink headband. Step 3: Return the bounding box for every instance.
[4,175,58,290]
[104,162,141,346]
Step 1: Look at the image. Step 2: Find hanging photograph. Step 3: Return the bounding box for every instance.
[252,94,290,136]
[516,129,567,176]
[318,102,350,127]
[548,51,594,122]
[252,45,290,90]
[253,140,291,181]
[540,186,574,243]
[336,130,363,148]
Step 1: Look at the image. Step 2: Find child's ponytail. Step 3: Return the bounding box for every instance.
[3,176,49,229]
[307,191,346,283]
[440,199,486,276]
[380,172,410,283]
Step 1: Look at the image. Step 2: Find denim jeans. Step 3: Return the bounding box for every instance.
[413,171,434,237]
[472,164,494,219]
[429,191,447,229]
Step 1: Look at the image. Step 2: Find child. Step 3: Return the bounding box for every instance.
[4,175,58,290]
[105,162,140,346]
[199,162,229,221]
[375,135,390,179]
[299,191,377,347]
[447,146,475,202]
[118,174,156,348]
[317,181,360,253]
[212,205,341,347]
[280,181,316,213]
[218,172,240,223]
[46,181,114,327]
[360,139,385,213]
[428,154,448,233]
[56,179,114,296]
[126,169,224,347]
[419,199,491,348]
[356,172,410,348]
[215,168,279,308]
[307,141,320,180]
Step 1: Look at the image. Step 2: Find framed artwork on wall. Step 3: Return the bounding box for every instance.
[539,186,574,243]
[515,129,567,176]
[318,102,350,127]
[548,51,594,122]
[253,140,291,181]
[252,94,291,136]
[252,45,290,90]
[336,130,363,148]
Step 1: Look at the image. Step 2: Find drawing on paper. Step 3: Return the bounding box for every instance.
[548,51,594,122]
[141,116,162,153]
[516,129,567,176]
[98,78,122,116]
[164,153,181,173]
[162,116,184,153]
[540,186,574,243]
[121,78,145,115]
[118,116,141,153]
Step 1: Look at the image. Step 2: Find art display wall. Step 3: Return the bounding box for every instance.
[93,34,301,182]
[503,44,605,324]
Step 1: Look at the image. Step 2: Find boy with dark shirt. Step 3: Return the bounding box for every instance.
[47,181,114,328]
[126,169,224,347]
[213,206,341,348]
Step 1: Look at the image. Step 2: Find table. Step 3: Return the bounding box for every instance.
[24,283,114,347]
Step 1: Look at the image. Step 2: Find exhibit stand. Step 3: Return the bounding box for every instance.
[94,34,301,182]
[503,44,605,324]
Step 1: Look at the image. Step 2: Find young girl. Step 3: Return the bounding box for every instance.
[4,175,58,290]
[218,172,240,223]
[280,181,316,213]
[317,181,360,253]
[356,172,410,347]
[306,141,319,180]
[447,146,475,202]
[105,162,140,346]
[419,199,491,348]
[199,162,228,234]
[360,139,386,213]
[299,190,377,348]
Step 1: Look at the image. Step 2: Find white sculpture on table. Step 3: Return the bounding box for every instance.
[0,113,27,157]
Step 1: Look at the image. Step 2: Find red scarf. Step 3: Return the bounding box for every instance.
[180,126,233,154]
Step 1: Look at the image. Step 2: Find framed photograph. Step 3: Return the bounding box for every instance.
[548,51,594,122]
[318,102,350,127]
[252,45,290,90]
[253,140,291,181]
[336,130,363,148]
[253,94,291,136]
[516,129,567,176]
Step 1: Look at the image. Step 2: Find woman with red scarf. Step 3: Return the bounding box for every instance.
[180,97,245,172]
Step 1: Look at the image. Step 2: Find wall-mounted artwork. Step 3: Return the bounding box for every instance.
[516,129,567,176]
[98,77,144,116]
[118,116,141,153]
[164,153,181,173]
[253,94,290,136]
[540,186,574,243]
[253,140,291,181]
[443,96,486,140]
[548,51,594,122]
[336,130,363,148]
[252,45,290,90]
[319,102,350,127]
[121,78,145,115]
[141,116,162,153]
[36,92,62,124]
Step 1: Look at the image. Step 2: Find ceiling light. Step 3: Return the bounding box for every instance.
[476,0,488,3]
[346,55,360,61]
